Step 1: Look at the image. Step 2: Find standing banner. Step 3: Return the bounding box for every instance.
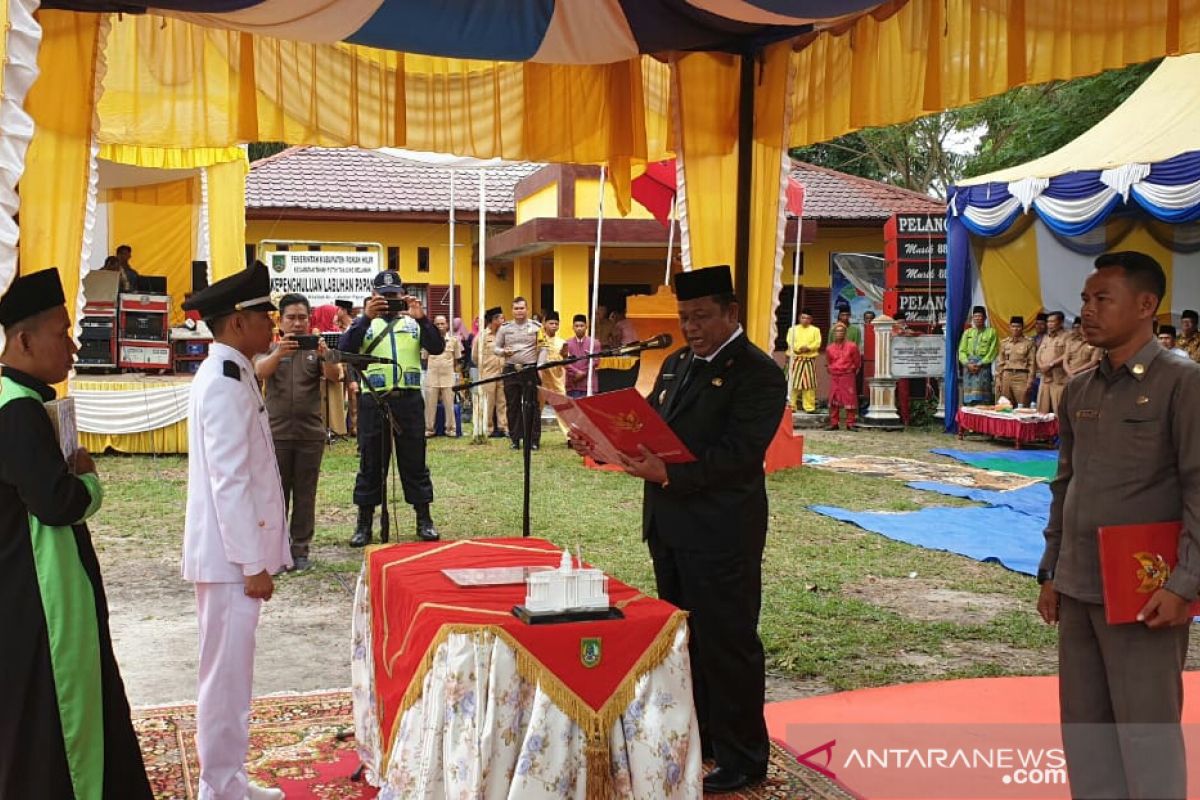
[267,250,379,305]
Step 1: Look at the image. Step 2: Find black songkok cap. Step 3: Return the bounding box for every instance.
[484,306,503,323]
[972,305,986,317]
[1160,324,1177,336]
[1010,315,1024,325]
[674,264,734,301]
[1183,309,1199,322]
[0,268,66,327]
[572,314,587,324]
[544,310,560,322]
[182,261,275,319]
[1035,312,1048,322]
[334,299,353,311]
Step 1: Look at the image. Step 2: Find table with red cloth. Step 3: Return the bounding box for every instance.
[350,537,702,799]
[956,407,1059,447]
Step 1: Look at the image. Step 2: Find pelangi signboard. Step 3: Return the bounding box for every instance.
[267,250,379,306]
[883,213,946,327]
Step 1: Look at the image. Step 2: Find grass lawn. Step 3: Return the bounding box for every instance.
[92,424,1063,696]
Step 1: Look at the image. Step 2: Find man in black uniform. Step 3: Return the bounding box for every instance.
[340,270,444,545]
[571,264,786,794]
[0,268,153,799]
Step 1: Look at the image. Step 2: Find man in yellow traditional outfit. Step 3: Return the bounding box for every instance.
[786,311,821,412]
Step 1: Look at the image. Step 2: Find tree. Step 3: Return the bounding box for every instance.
[958,59,1158,178]
[248,142,289,162]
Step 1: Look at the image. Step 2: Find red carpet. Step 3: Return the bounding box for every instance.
[766,672,1200,800]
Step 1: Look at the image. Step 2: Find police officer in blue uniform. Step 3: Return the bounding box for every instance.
[339,270,444,545]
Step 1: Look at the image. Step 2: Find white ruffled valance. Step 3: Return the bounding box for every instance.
[0,0,43,352]
[1031,187,1119,223]
[1100,162,1152,201]
[70,380,191,434]
[961,196,1022,231]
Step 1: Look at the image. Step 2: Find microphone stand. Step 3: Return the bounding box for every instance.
[453,341,663,537]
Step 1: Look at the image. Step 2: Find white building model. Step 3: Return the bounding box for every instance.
[524,548,609,613]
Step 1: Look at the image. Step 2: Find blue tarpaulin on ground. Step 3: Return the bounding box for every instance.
[811,481,1051,576]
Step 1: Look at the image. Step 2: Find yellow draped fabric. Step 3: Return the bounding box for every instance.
[99,142,245,170]
[106,177,197,323]
[674,44,792,348]
[206,154,249,280]
[20,10,104,336]
[789,0,1200,148]
[974,218,1044,339]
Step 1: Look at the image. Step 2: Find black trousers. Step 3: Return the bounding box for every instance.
[502,365,541,447]
[353,390,434,508]
[648,530,770,777]
[274,439,325,558]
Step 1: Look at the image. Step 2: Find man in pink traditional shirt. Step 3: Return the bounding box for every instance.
[825,322,862,430]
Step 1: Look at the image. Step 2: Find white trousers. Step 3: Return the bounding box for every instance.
[195,582,261,800]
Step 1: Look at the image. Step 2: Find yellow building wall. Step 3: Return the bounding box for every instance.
[247,219,523,323]
[515,182,558,224]
[783,227,884,291]
[573,177,655,220]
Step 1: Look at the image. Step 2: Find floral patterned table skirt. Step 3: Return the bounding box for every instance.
[351,574,702,800]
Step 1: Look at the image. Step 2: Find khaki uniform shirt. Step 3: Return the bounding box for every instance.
[1042,338,1200,603]
[1063,331,1098,374]
[1036,330,1069,385]
[423,335,462,388]
[474,330,505,379]
[260,345,324,442]
[996,335,1035,375]
[494,319,545,366]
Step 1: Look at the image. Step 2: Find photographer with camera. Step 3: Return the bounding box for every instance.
[339,270,443,545]
[255,293,340,571]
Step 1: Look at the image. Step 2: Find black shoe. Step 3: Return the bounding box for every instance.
[702,767,765,795]
[349,506,374,548]
[510,441,521,450]
[490,431,506,438]
[414,504,439,541]
[530,444,539,451]
[291,555,312,571]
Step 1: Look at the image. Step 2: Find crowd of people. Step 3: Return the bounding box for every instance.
[3,251,1199,799]
[958,304,1200,413]
[784,302,876,430]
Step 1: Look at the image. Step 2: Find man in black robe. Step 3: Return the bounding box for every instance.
[0,268,152,799]
[571,265,787,794]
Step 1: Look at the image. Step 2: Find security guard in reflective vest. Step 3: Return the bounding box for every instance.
[339,270,444,545]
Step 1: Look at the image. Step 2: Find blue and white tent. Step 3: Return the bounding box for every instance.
[943,53,1200,428]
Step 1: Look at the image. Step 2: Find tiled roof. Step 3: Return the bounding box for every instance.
[246,147,542,215]
[789,161,945,221]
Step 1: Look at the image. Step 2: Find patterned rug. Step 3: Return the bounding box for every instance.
[133,691,855,799]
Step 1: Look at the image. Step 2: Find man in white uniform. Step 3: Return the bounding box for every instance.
[182,262,292,800]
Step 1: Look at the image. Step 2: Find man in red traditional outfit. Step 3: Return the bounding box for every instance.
[825,322,861,430]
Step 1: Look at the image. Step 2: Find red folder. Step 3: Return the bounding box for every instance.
[1097,521,1200,624]
[541,387,695,464]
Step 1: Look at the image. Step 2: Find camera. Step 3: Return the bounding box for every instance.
[386,297,408,317]
[291,334,319,350]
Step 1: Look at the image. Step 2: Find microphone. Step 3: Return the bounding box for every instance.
[324,349,398,366]
[613,333,673,355]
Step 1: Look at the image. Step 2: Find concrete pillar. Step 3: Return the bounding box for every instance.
[512,256,534,304]
[552,245,590,321]
[863,315,903,428]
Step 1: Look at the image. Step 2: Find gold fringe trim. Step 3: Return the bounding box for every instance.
[378,609,689,796]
